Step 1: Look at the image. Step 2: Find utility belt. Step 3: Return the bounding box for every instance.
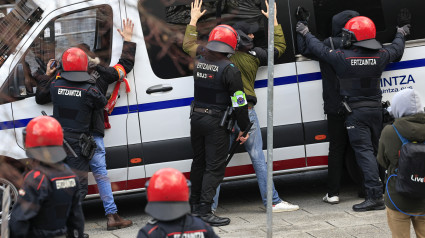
[341,100,382,114]
[193,107,224,117]
[64,131,96,160]
[190,102,235,132]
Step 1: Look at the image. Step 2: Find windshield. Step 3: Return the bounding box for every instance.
[0,0,43,67]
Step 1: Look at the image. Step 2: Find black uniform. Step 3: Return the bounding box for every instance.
[190,54,249,206]
[90,41,136,137]
[297,10,359,197]
[9,162,85,238]
[302,30,405,199]
[137,215,219,238]
[36,76,107,200]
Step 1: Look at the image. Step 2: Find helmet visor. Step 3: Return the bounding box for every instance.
[206,41,235,54]
[145,201,190,221]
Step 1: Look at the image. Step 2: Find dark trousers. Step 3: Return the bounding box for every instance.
[345,107,383,199]
[64,136,89,201]
[190,112,229,205]
[327,113,350,197]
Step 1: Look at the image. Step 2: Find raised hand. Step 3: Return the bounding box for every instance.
[190,0,206,26]
[117,18,134,42]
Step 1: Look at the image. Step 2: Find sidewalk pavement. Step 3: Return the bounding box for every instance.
[83,170,413,238]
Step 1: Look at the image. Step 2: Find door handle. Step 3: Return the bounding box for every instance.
[146,85,173,94]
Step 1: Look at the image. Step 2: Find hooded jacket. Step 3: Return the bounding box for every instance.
[297,10,359,114]
[377,89,425,212]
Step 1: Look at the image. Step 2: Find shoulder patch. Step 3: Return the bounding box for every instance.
[33,171,41,179]
[230,63,235,67]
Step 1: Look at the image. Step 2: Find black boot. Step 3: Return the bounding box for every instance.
[190,203,200,216]
[199,203,230,226]
[352,197,385,212]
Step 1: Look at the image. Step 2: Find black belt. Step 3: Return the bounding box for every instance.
[348,100,382,109]
[193,107,223,116]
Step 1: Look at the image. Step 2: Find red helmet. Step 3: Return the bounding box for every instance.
[342,16,381,50]
[145,168,190,221]
[24,116,66,163]
[206,24,239,54]
[60,47,91,82]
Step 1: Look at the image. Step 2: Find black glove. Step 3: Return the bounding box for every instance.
[296,21,309,36]
[295,6,310,22]
[397,8,411,27]
[397,24,411,36]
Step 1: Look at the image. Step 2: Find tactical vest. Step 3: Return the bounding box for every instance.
[51,78,93,133]
[338,50,382,98]
[31,163,78,235]
[193,57,232,111]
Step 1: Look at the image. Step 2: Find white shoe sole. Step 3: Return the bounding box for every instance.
[272,207,300,213]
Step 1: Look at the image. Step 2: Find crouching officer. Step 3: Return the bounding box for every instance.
[137,168,219,238]
[48,47,107,201]
[189,24,250,226]
[9,116,85,238]
[296,12,410,211]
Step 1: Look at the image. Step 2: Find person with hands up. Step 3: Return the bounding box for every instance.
[296,8,410,212]
[184,0,299,214]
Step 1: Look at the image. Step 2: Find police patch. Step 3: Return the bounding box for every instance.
[231,91,247,107]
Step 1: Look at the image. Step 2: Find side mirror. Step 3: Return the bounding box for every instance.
[9,63,27,98]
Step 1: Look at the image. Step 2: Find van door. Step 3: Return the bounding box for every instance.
[134,0,306,181]
[1,0,131,195]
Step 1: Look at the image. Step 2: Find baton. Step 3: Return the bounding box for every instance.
[41,111,78,158]
[225,122,253,166]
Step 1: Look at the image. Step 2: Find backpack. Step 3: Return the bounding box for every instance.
[392,124,425,199]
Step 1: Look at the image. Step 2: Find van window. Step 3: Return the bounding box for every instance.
[312,0,385,41]
[0,5,113,105]
[138,0,294,80]
[310,0,425,44]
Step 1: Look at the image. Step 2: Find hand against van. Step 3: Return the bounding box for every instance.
[261,0,278,26]
[295,6,310,23]
[46,59,57,77]
[397,8,411,27]
[237,131,250,145]
[190,0,206,26]
[117,18,134,42]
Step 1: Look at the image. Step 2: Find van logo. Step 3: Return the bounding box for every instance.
[411,174,425,183]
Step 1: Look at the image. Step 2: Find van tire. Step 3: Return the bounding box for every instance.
[0,178,19,225]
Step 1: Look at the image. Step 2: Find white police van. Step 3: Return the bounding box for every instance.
[0,0,424,214]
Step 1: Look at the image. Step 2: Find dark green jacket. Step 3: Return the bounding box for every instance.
[377,114,425,212]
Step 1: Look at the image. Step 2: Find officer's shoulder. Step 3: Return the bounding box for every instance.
[225,63,240,72]
[23,169,48,187]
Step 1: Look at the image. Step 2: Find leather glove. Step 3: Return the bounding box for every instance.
[295,6,310,22]
[296,21,309,36]
[397,8,411,27]
[397,24,411,36]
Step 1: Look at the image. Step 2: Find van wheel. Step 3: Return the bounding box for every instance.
[0,178,19,224]
[344,147,363,185]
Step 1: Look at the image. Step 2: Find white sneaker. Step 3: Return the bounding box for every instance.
[323,193,339,204]
[272,201,299,213]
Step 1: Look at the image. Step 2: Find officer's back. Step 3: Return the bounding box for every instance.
[9,116,85,238]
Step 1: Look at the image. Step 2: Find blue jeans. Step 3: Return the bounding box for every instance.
[212,108,282,208]
[90,135,118,215]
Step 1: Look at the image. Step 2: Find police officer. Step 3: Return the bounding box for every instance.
[137,168,219,238]
[296,12,410,211]
[297,9,360,204]
[190,24,250,226]
[37,47,107,201]
[9,116,85,238]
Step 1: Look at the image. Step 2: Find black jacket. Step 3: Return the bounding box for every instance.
[137,214,219,238]
[297,10,359,114]
[91,41,136,136]
[301,30,405,103]
[9,162,85,238]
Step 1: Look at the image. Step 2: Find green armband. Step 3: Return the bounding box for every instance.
[231,91,247,107]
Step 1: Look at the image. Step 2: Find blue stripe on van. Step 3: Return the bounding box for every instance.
[1,58,424,130]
